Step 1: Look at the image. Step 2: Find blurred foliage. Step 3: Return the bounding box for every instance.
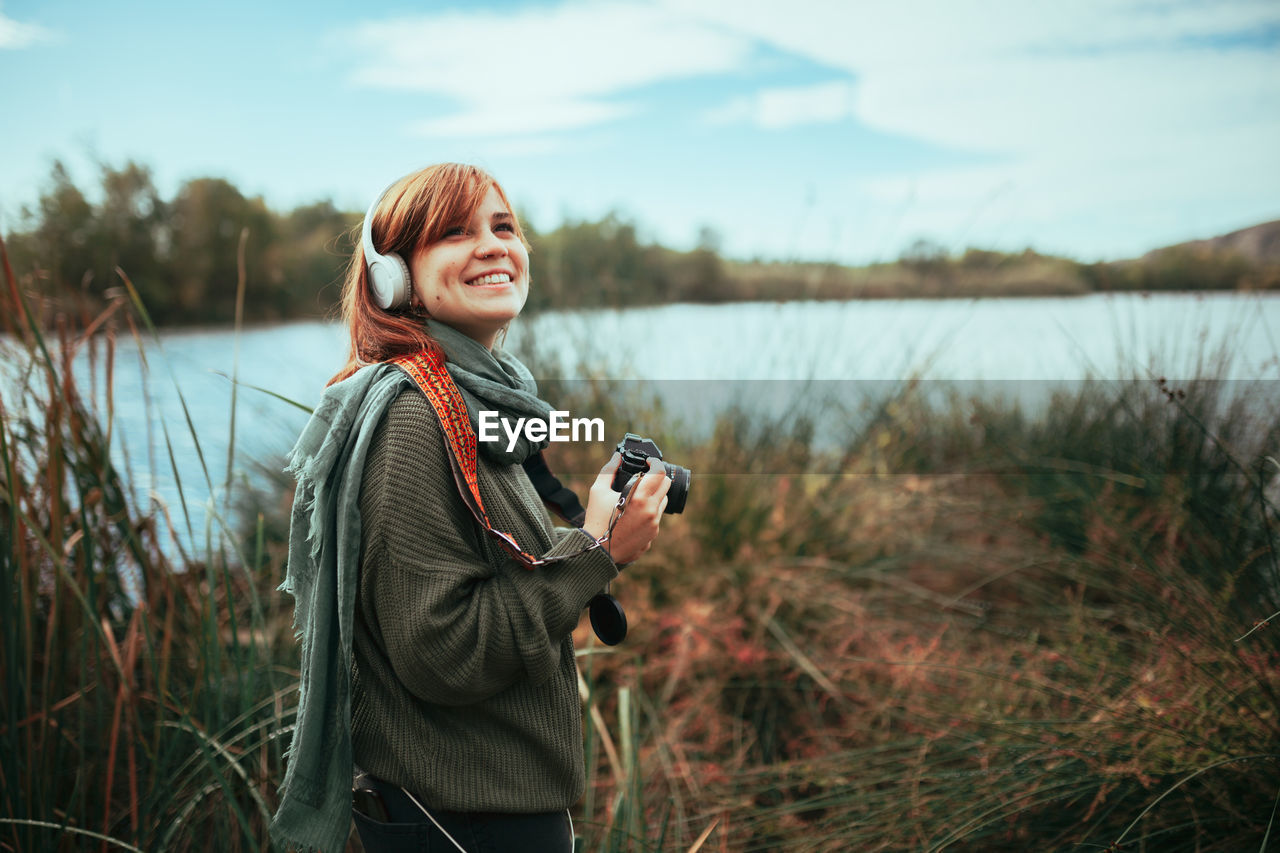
[7,160,1278,329]
[1083,244,1280,293]
[6,160,356,326]
[522,213,729,310]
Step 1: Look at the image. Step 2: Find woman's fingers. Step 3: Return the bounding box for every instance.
[628,461,669,530]
[633,458,671,501]
[594,451,622,486]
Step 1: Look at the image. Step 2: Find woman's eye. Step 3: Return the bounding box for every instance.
[495,222,515,234]
[443,226,466,238]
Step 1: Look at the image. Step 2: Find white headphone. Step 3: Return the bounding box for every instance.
[362,182,413,310]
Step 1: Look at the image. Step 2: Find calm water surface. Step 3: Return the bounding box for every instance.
[12,292,1276,552]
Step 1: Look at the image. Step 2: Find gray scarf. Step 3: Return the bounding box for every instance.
[271,363,410,853]
[427,320,553,465]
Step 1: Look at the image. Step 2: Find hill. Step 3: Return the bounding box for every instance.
[1147,219,1280,265]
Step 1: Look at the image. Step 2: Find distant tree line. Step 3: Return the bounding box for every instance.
[3,160,731,326]
[5,161,354,326]
[522,215,728,310]
[4,160,1275,328]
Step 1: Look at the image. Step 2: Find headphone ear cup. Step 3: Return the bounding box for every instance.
[368,252,412,310]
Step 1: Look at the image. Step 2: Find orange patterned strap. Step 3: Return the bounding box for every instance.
[391,348,486,517]
[390,348,603,569]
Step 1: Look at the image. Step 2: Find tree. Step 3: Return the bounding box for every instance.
[272,200,355,318]
[17,161,97,309]
[96,161,167,313]
[899,237,949,275]
[167,178,275,323]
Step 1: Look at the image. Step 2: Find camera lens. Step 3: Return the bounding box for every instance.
[662,463,690,514]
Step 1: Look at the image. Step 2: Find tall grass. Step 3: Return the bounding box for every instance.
[1,237,294,852]
[5,224,1279,851]
[542,356,1280,850]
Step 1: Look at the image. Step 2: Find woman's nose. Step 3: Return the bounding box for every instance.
[475,231,508,259]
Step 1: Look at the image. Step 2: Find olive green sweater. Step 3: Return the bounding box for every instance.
[351,388,618,812]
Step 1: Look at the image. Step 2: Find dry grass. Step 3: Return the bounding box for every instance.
[1,237,295,852]
[548,370,1280,851]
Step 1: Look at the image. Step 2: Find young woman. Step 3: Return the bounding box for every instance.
[270,163,670,853]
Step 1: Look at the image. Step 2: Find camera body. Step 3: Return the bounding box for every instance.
[610,433,691,514]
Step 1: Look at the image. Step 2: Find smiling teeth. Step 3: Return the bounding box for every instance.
[469,273,511,285]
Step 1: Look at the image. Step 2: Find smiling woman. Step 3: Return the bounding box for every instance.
[269,163,671,853]
[408,185,530,347]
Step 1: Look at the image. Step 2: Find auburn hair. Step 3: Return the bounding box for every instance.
[328,163,530,385]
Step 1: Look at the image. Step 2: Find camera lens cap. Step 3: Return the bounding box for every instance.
[589,593,627,645]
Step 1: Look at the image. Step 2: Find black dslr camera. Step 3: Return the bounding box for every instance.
[610,433,691,514]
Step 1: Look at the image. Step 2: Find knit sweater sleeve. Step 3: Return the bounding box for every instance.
[358,389,618,706]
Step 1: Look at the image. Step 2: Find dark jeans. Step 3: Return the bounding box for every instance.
[352,774,573,853]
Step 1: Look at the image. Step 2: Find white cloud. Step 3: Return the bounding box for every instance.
[679,0,1280,254]
[685,0,1280,149]
[706,81,858,129]
[409,99,633,139]
[0,11,54,49]
[345,1,757,137]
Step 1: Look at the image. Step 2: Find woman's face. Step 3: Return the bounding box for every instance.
[410,185,529,348]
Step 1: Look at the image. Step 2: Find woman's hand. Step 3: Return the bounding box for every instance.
[582,452,671,565]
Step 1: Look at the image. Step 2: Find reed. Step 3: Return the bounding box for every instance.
[537,350,1280,850]
[1,236,294,852]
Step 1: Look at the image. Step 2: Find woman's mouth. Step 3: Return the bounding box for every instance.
[466,273,512,286]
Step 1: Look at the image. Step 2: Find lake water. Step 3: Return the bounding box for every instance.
[9,292,1278,553]
[516,292,1280,382]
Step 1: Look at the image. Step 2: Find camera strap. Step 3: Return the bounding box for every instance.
[390,348,599,569]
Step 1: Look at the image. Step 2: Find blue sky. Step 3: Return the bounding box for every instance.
[2,0,1278,264]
